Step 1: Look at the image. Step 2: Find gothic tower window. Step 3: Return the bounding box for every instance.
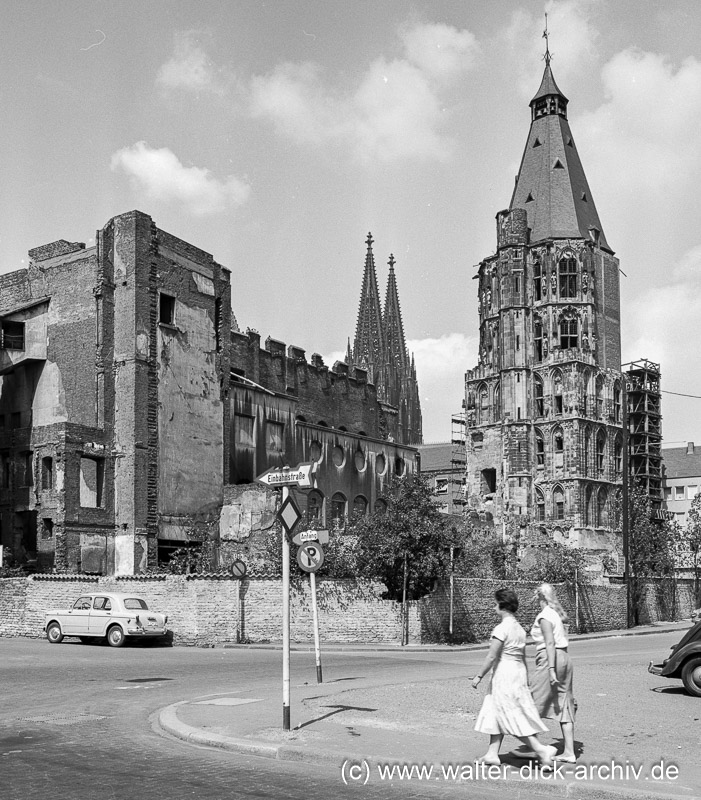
[494,384,501,420]
[597,487,608,527]
[596,429,606,474]
[534,375,544,417]
[553,427,564,468]
[533,259,542,301]
[535,429,545,467]
[596,375,605,418]
[559,314,578,349]
[553,486,565,520]
[584,485,593,526]
[535,487,546,520]
[614,435,623,475]
[553,372,563,415]
[583,426,591,476]
[478,384,489,425]
[559,255,577,298]
[534,317,543,361]
[613,381,622,423]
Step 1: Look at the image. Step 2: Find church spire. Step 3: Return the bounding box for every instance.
[510,47,611,252]
[352,232,385,378]
[383,253,409,371]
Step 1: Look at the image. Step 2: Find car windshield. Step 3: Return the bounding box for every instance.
[123,598,149,610]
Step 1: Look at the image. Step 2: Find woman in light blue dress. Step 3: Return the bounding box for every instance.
[472,588,555,767]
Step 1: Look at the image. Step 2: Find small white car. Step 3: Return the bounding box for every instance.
[44,592,169,648]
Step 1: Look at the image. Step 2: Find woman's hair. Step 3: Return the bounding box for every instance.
[495,588,519,614]
[536,583,569,624]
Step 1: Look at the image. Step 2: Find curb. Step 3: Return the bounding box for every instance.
[156,702,691,800]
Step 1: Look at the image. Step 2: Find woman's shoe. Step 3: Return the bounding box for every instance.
[539,745,557,767]
[553,753,576,763]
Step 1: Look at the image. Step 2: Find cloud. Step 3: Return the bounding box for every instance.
[110,142,250,216]
[502,0,599,98]
[156,32,228,95]
[623,245,701,443]
[249,21,480,162]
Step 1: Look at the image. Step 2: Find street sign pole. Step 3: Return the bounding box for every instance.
[281,485,291,731]
[309,570,323,684]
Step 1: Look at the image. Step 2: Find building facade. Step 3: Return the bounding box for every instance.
[0,211,417,575]
[464,58,624,558]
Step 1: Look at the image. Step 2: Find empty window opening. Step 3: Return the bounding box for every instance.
[1,321,25,350]
[41,456,53,490]
[80,457,104,508]
[526,192,534,202]
[481,468,497,494]
[265,421,284,452]
[553,159,564,169]
[235,414,255,448]
[20,451,33,487]
[533,138,542,147]
[581,192,588,202]
[42,518,54,539]
[159,293,176,325]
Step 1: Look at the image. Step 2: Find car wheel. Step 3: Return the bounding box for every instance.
[681,657,701,697]
[46,622,63,644]
[107,626,126,648]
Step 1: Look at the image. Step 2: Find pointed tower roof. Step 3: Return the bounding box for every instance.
[509,60,611,252]
[352,232,385,372]
[383,254,409,371]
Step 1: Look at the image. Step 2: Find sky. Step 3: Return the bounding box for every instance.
[2,0,701,445]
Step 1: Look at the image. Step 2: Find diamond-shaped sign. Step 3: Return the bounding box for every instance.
[278,496,302,535]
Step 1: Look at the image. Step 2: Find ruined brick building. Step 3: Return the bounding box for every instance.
[0,211,418,574]
[464,55,624,561]
[346,233,422,446]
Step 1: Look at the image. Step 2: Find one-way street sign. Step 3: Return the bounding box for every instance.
[255,463,316,488]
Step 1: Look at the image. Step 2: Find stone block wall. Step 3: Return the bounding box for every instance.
[0,575,696,647]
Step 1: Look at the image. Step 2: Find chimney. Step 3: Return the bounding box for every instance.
[687,442,695,455]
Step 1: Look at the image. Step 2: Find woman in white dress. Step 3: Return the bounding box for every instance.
[530,583,577,763]
[472,588,556,767]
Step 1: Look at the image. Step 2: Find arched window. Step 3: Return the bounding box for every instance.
[533,258,542,301]
[478,384,489,424]
[534,316,543,361]
[331,493,347,531]
[597,487,608,527]
[306,490,324,524]
[534,375,544,417]
[553,486,565,520]
[553,372,563,415]
[583,426,591,476]
[374,498,387,515]
[584,485,593,526]
[553,427,564,469]
[353,495,368,518]
[535,429,545,467]
[558,255,577,298]
[613,381,622,423]
[595,375,604,418]
[494,383,501,420]
[535,487,546,521]
[582,369,590,416]
[559,315,578,349]
[597,429,606,473]
[614,435,623,475]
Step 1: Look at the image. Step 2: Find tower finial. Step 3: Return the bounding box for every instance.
[388,253,395,270]
[543,12,552,66]
[366,231,374,249]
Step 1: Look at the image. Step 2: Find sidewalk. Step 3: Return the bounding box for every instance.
[156,621,700,800]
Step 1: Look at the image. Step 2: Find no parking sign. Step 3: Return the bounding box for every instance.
[296,542,324,573]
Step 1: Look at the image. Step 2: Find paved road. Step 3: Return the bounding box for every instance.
[1,632,698,800]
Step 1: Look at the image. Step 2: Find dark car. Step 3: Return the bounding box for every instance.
[648,620,701,697]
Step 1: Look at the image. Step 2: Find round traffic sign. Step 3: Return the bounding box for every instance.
[229,559,247,579]
[296,542,324,573]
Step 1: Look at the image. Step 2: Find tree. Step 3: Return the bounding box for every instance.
[347,475,456,600]
[627,481,676,625]
[678,492,701,607]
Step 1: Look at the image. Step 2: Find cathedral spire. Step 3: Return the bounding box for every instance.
[510,51,611,252]
[383,253,409,371]
[352,232,385,377]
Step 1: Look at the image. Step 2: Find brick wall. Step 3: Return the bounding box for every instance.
[0,575,696,646]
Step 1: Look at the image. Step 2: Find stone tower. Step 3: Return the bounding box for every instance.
[349,234,423,445]
[464,55,623,558]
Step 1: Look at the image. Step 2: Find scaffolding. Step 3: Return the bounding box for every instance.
[625,359,663,509]
[450,412,467,512]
